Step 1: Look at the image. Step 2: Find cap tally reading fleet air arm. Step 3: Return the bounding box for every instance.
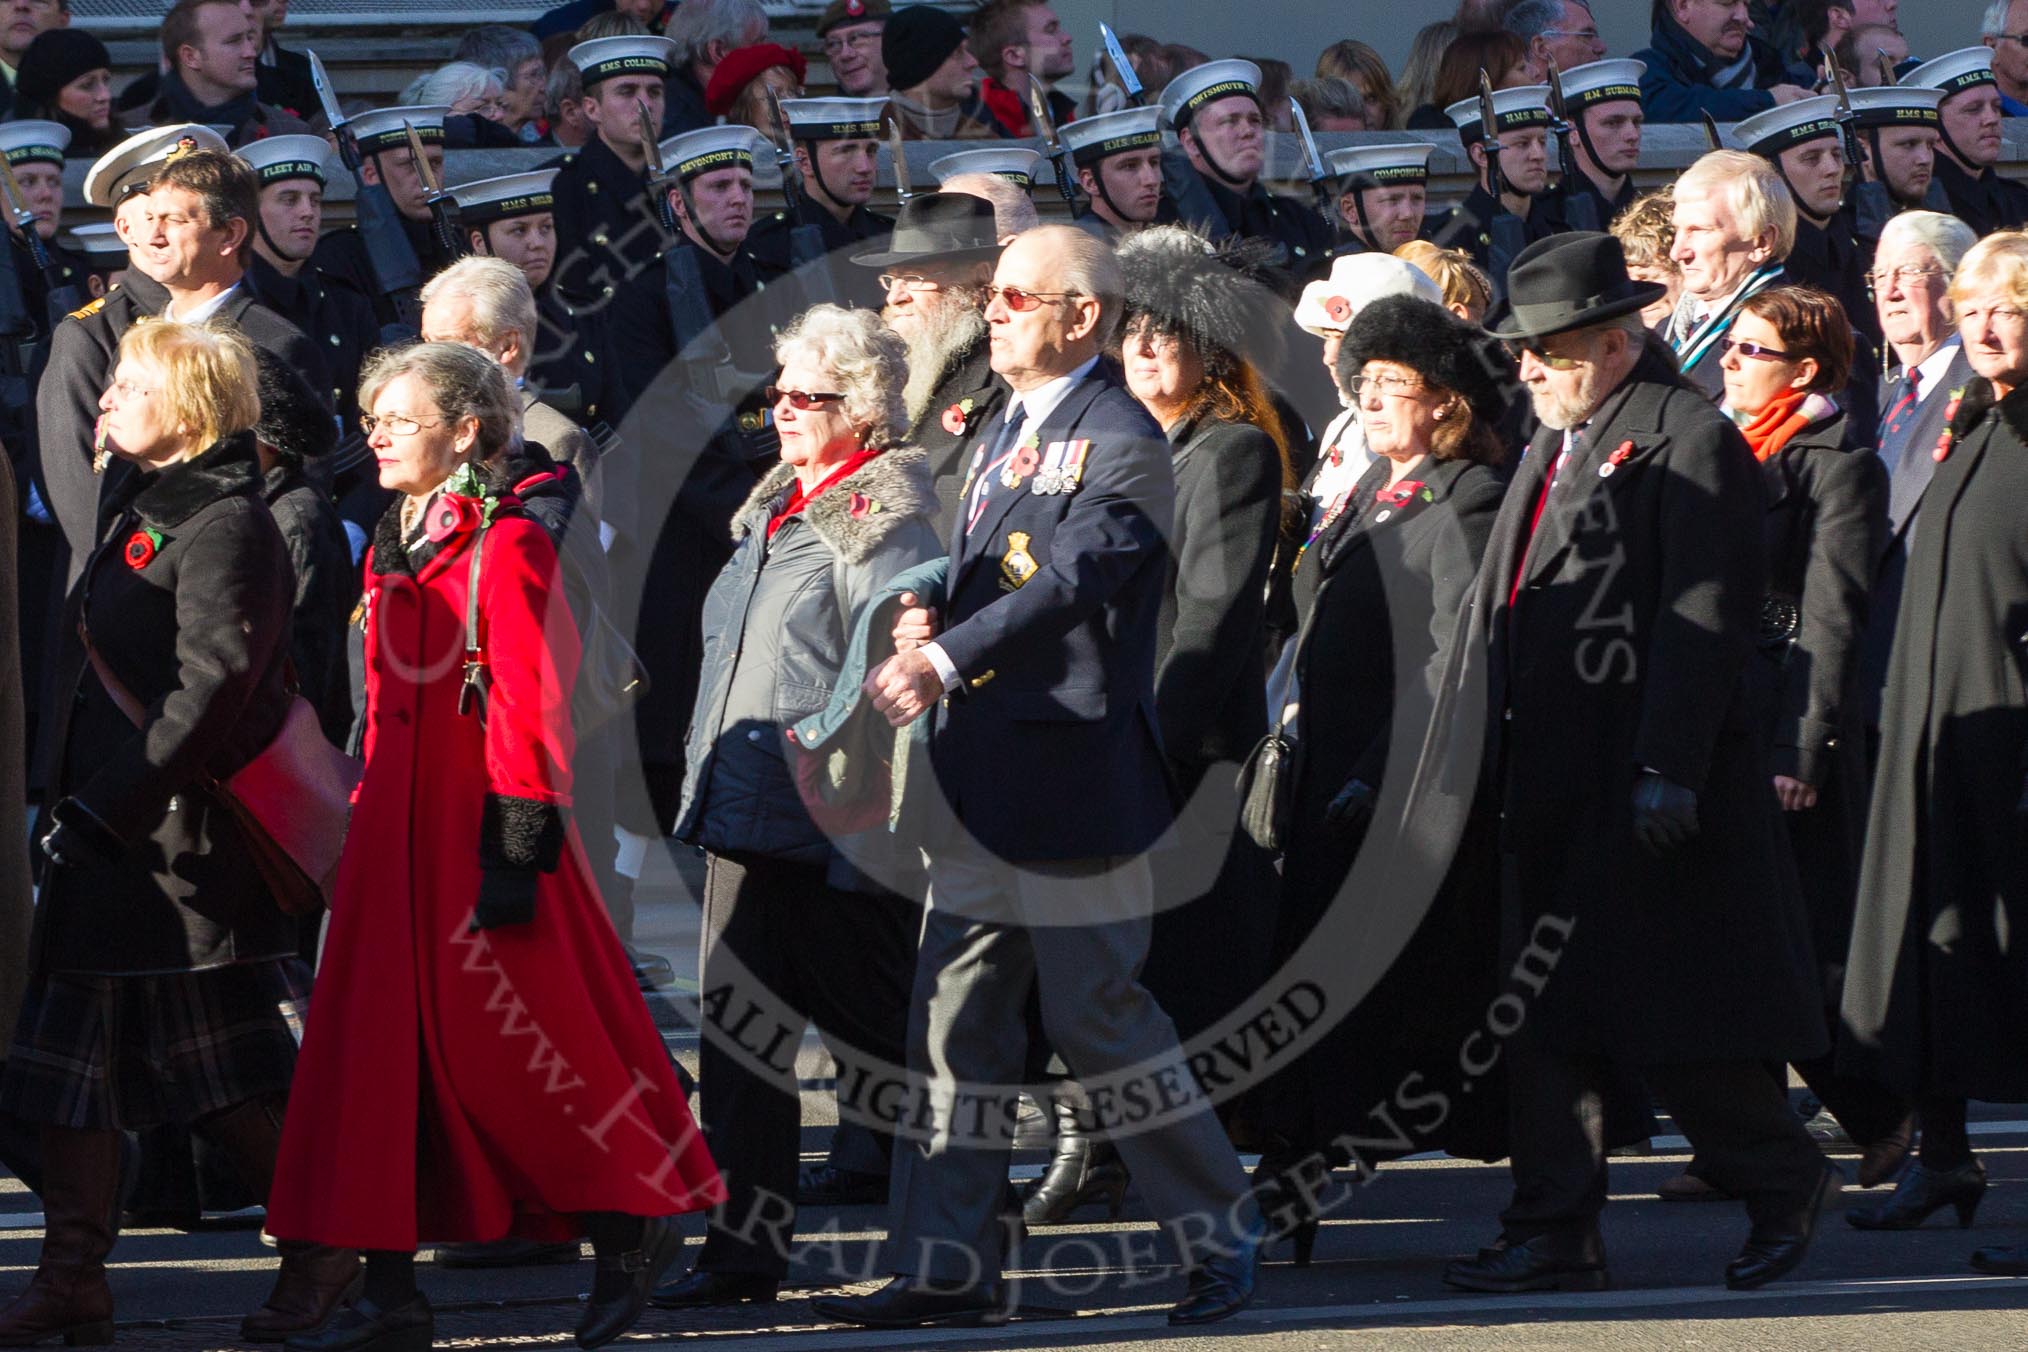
[83,123,231,207]
[1733,94,1842,159]
[1901,46,1999,100]
[653,125,767,187]
[1848,84,1943,129]
[1158,58,1262,130]
[344,105,450,157]
[450,168,559,225]
[235,133,333,187]
[0,120,68,168]
[1556,59,1645,112]
[780,96,887,142]
[1444,85,1552,142]
[1059,105,1162,168]
[1324,142,1436,191]
[930,147,1041,187]
[567,35,676,88]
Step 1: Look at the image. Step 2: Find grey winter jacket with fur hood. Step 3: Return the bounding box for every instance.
[676,446,943,865]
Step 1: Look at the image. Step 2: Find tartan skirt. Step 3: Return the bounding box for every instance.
[0,959,311,1131]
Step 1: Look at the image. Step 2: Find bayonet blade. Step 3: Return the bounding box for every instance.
[1099,23,1142,105]
[636,99,665,179]
[1701,111,1723,150]
[0,157,34,235]
[1477,70,1502,153]
[1027,75,1059,149]
[1290,97,1326,185]
[1877,47,1896,88]
[307,49,347,131]
[401,120,443,199]
[1545,59,1568,127]
[887,115,912,203]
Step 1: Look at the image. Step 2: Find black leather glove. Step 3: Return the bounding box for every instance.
[1325,778,1377,828]
[470,868,539,932]
[39,799,121,869]
[1631,771,1700,854]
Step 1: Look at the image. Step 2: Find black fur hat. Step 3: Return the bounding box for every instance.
[253,347,336,463]
[1336,294,1510,427]
[1114,224,1287,378]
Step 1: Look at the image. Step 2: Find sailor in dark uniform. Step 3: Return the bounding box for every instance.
[60,223,127,300]
[1310,141,1437,274]
[0,122,89,331]
[1158,59,1333,276]
[549,35,681,304]
[928,146,1042,194]
[1431,83,1560,295]
[1059,105,1165,242]
[449,167,618,432]
[1849,85,1952,230]
[1736,97,1878,342]
[1903,47,2028,237]
[1553,59,1645,233]
[747,95,894,308]
[236,134,378,425]
[309,105,462,329]
[603,125,796,836]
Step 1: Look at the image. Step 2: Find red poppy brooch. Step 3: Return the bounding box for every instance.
[1323,294,1352,325]
[123,527,163,570]
[848,491,885,519]
[425,493,481,544]
[942,397,976,436]
[1371,479,1430,522]
[1934,387,1966,463]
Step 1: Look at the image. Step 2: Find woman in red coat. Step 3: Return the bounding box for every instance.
[267,343,721,1352]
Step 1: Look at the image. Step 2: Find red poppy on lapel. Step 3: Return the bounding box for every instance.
[123,528,163,570]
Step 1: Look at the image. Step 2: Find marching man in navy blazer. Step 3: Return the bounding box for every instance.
[814,224,1263,1330]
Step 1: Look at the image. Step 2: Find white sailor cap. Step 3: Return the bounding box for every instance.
[235,133,333,187]
[1734,94,1842,159]
[930,148,1041,188]
[1902,47,1999,101]
[780,96,888,141]
[1158,59,1261,131]
[451,168,559,224]
[1324,142,1436,189]
[83,123,230,207]
[653,125,766,184]
[1292,251,1443,338]
[1849,85,1944,129]
[1059,106,1163,167]
[1556,59,1645,111]
[1444,85,1552,143]
[0,120,67,168]
[66,222,126,261]
[345,105,450,157]
[568,35,676,88]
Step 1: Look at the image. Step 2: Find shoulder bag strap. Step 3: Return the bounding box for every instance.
[457,516,494,721]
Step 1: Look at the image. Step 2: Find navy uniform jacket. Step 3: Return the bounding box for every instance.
[550,135,672,303]
[927,367,1177,862]
[246,252,378,422]
[748,200,894,310]
[1169,164,1333,279]
[528,284,619,430]
[1932,154,2028,238]
[1430,185,1561,288]
[1554,173,1633,235]
[311,215,462,332]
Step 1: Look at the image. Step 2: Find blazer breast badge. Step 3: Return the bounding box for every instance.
[999,531,1038,591]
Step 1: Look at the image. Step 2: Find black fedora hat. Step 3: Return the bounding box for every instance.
[851,191,1001,268]
[1487,232,1666,342]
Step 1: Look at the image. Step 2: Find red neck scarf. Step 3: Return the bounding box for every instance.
[767,449,881,538]
[1737,389,1818,463]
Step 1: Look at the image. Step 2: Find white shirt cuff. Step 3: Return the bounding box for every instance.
[922,641,961,693]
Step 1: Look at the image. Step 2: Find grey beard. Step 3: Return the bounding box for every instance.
[1529,363,1609,432]
[902,303,989,428]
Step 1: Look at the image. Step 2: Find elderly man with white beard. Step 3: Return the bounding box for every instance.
[853,190,1007,517]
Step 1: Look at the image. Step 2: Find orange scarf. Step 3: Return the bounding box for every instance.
[1737,389,1827,463]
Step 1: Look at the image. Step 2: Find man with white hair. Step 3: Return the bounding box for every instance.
[1982,0,2028,113]
[662,0,767,135]
[1860,210,1976,744]
[1665,149,1796,400]
[1505,0,1609,73]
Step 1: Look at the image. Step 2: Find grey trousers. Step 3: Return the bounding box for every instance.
[885,845,1254,1285]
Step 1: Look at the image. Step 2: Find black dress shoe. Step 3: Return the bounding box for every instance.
[1847,1158,1986,1231]
[283,1295,433,1352]
[649,1269,779,1309]
[578,1215,685,1349]
[1970,1240,2028,1275]
[796,1163,887,1207]
[1168,1222,1263,1326]
[434,1237,582,1269]
[809,1276,1008,1328]
[1726,1165,1840,1290]
[1443,1232,1609,1293]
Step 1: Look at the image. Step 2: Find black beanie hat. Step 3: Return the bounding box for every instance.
[254,348,338,463]
[883,6,967,94]
[16,30,113,111]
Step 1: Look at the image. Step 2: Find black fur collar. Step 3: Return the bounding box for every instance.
[129,430,265,529]
[1957,375,2028,447]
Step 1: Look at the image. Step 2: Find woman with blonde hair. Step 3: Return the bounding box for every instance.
[0,322,356,1346]
[1395,239,1495,324]
[1612,190,1685,330]
[1315,39,1401,130]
